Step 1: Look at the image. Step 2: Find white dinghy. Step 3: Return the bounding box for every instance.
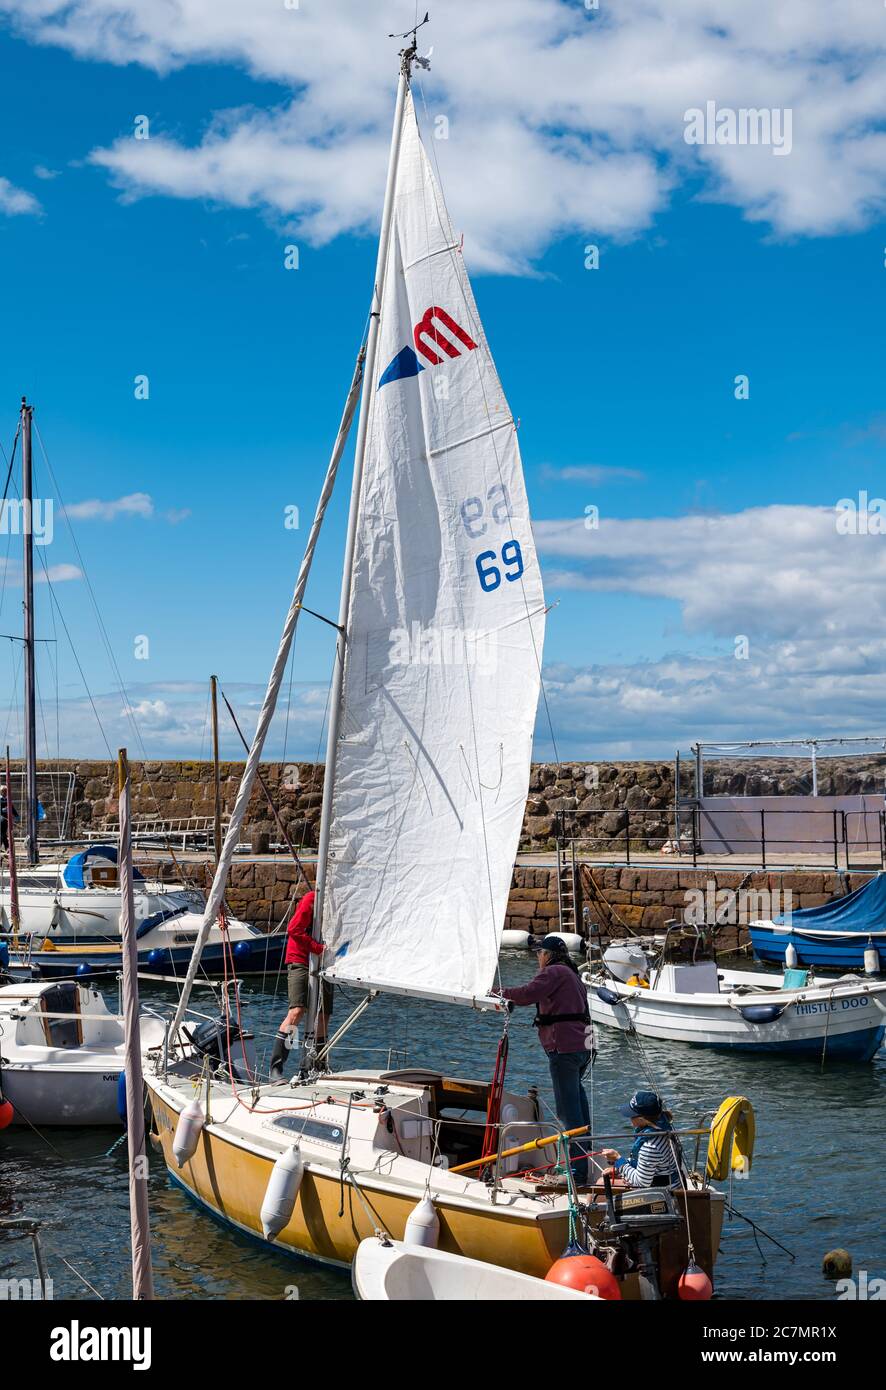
[353,1237,602,1301]
[584,931,886,1062]
[0,980,165,1126]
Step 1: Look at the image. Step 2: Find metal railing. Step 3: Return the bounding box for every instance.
[549,805,886,872]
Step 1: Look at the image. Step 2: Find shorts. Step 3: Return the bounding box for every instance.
[287,963,333,1018]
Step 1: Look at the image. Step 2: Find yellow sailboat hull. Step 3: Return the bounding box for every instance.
[148,1087,723,1294]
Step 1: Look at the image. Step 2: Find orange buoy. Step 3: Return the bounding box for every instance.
[0,1098,14,1131]
[678,1260,713,1301]
[545,1254,622,1300]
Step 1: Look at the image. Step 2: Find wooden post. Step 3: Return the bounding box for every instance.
[210,675,222,866]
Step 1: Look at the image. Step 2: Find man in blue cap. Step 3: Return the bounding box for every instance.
[601,1090,681,1188]
[496,933,594,1184]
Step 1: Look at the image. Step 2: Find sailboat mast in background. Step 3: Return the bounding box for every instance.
[20,398,38,866]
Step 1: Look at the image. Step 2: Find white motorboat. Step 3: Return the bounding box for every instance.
[0,980,165,1126]
[353,1237,603,1301]
[585,933,886,1061]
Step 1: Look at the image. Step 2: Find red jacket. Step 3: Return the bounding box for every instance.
[285,891,323,966]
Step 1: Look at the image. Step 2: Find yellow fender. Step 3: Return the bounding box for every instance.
[706,1096,755,1180]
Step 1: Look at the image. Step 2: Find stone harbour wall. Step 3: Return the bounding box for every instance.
[139,853,871,950]
[28,759,882,943]
[34,754,886,854]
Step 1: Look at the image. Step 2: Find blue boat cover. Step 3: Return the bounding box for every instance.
[773,873,886,933]
[63,845,144,889]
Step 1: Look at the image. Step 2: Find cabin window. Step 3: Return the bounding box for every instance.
[271,1116,344,1147]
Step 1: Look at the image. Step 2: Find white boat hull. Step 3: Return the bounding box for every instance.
[0,981,165,1125]
[353,1237,602,1301]
[586,967,886,1060]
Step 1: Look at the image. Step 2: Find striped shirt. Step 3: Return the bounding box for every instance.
[615,1125,680,1188]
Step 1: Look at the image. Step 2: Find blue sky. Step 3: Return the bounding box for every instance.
[0,1,884,760]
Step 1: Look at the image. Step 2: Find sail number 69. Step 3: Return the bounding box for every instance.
[476,540,524,592]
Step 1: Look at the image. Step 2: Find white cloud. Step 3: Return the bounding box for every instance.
[64,492,154,521]
[63,493,189,525]
[537,503,886,640]
[541,465,645,485]
[0,680,332,758]
[34,563,83,582]
[537,642,886,760]
[0,175,41,216]
[2,1,884,270]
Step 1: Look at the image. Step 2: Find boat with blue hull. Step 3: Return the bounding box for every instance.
[5,928,285,982]
[750,874,886,971]
[1,844,285,981]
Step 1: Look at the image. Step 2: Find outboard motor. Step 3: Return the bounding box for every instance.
[185,1018,255,1084]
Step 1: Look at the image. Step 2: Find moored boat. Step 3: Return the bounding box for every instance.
[0,979,165,1126]
[352,1236,603,1300]
[1,845,283,980]
[750,873,886,972]
[585,931,886,1060]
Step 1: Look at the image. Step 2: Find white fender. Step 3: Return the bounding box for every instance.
[785,942,798,970]
[549,931,583,955]
[864,947,880,977]
[500,929,531,950]
[261,1145,304,1241]
[404,1195,439,1249]
[172,1098,205,1168]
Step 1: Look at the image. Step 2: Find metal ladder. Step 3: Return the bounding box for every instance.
[556,836,578,935]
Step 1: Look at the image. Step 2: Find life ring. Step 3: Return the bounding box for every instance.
[706,1096,755,1181]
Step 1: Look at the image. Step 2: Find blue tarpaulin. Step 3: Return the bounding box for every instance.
[774,873,886,932]
[63,845,144,889]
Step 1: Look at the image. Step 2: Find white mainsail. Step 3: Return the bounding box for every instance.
[322,92,546,1005]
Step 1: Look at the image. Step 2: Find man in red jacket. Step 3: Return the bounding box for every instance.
[269,889,333,1080]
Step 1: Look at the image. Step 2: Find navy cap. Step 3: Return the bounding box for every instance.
[530,933,568,954]
[620,1089,664,1120]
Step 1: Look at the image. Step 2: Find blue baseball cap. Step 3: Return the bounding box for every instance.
[620,1089,664,1119]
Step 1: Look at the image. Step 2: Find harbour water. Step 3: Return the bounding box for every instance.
[2,955,883,1301]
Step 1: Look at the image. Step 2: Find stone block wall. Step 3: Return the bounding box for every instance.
[35,754,886,856]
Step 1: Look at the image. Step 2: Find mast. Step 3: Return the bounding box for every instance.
[305,42,416,1059]
[5,747,20,948]
[20,398,38,866]
[210,674,222,865]
[118,747,154,1300]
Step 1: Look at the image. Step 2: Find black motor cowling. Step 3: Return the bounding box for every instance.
[186,1017,253,1083]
